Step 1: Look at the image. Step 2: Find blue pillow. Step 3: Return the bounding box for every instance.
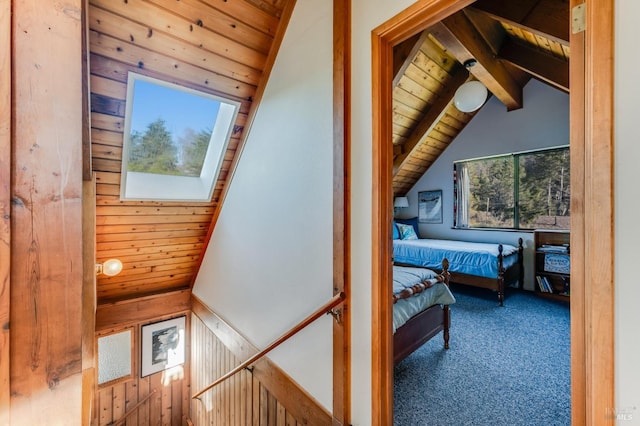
[395,217,420,238]
[392,221,400,240]
[396,223,418,240]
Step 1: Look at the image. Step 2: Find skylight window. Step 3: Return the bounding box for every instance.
[120,73,240,202]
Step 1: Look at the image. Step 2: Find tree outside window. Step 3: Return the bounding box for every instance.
[454,147,570,230]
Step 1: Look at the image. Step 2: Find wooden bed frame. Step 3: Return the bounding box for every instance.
[393,259,451,365]
[396,238,525,307]
[445,238,524,306]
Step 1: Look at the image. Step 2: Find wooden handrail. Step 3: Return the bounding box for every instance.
[192,291,346,399]
[114,388,157,426]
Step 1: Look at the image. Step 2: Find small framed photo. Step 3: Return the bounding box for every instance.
[418,190,443,224]
[141,316,186,377]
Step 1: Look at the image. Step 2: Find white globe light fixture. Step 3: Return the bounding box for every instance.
[453,59,488,113]
[454,80,488,113]
[96,258,124,276]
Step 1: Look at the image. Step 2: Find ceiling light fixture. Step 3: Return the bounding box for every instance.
[96,259,124,276]
[454,59,488,113]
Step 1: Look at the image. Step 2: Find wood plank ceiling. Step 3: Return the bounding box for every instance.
[89,0,569,305]
[392,0,570,195]
[89,0,293,303]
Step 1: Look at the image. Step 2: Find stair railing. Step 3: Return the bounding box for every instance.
[192,291,345,399]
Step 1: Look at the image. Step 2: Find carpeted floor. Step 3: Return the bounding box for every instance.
[394,284,571,426]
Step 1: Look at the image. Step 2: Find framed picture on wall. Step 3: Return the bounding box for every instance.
[141,316,186,377]
[418,190,443,224]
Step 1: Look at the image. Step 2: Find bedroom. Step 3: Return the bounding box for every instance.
[376,2,569,419]
[391,78,570,423]
[378,4,571,422]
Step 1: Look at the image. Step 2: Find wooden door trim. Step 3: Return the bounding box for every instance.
[333,0,351,424]
[571,0,615,423]
[370,0,615,425]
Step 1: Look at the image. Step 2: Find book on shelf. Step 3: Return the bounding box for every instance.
[536,275,553,293]
[537,244,569,254]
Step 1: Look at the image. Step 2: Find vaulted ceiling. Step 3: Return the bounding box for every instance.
[89,0,569,306]
[392,0,569,195]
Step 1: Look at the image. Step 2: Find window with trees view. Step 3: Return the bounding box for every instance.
[120,73,240,202]
[454,147,570,230]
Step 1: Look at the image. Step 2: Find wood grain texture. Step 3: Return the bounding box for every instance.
[10,0,85,423]
[96,289,191,330]
[333,0,351,423]
[88,0,291,303]
[82,178,97,425]
[569,1,586,422]
[0,0,10,421]
[579,0,615,423]
[94,311,190,425]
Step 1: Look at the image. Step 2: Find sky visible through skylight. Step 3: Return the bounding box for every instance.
[121,74,239,201]
[130,80,221,137]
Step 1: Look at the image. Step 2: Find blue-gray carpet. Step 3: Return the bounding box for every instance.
[394,285,571,426]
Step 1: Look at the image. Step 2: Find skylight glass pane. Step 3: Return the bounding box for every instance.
[120,73,240,202]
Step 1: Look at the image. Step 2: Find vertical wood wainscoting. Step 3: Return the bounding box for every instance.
[93,298,192,426]
[191,298,332,426]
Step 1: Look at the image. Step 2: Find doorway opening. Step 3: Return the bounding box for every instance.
[370,0,614,424]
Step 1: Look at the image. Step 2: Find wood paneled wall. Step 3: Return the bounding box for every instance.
[94,311,191,426]
[9,0,85,423]
[87,0,287,302]
[191,298,332,426]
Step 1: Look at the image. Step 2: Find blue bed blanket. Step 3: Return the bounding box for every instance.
[393,238,519,279]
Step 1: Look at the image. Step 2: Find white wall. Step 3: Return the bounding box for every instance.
[350,1,416,424]
[615,0,640,423]
[192,0,334,409]
[401,79,570,290]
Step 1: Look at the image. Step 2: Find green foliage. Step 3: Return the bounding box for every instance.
[127,119,212,178]
[462,148,570,229]
[128,118,179,175]
[181,128,212,177]
[467,156,514,227]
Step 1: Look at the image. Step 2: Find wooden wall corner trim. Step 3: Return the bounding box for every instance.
[82,178,97,426]
[0,0,11,421]
[333,0,351,424]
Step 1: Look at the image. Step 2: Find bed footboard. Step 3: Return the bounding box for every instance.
[393,259,451,365]
[447,238,523,306]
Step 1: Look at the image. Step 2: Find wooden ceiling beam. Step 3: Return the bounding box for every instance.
[499,39,569,92]
[462,7,506,55]
[430,12,523,110]
[393,69,469,176]
[469,0,569,46]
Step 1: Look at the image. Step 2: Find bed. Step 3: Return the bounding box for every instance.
[393,260,456,365]
[393,219,523,306]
